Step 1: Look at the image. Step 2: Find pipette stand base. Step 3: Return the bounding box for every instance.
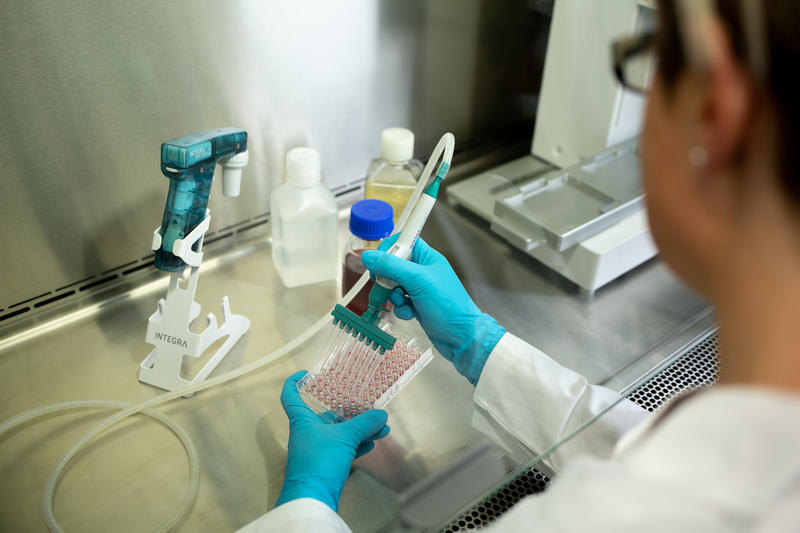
[139,211,250,397]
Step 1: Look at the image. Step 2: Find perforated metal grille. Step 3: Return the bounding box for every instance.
[441,468,551,532]
[627,332,719,412]
[441,331,720,531]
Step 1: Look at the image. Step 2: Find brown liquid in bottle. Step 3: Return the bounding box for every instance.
[343,249,373,315]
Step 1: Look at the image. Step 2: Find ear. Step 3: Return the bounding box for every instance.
[698,15,752,170]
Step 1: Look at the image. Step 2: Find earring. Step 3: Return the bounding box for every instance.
[688,145,708,167]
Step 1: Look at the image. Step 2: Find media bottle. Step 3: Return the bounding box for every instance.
[364,128,423,224]
[270,147,338,287]
[342,199,394,315]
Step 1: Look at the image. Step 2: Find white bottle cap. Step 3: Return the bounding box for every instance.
[381,127,414,162]
[286,147,322,187]
[219,150,249,197]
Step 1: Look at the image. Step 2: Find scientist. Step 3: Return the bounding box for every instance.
[242,0,800,530]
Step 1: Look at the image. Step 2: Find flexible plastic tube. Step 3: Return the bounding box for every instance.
[0,400,199,533]
[0,132,455,533]
[393,132,455,234]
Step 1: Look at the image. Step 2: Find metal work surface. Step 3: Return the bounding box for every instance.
[431,195,710,386]
[0,0,551,310]
[0,197,708,531]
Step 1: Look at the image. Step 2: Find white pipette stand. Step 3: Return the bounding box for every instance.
[139,210,250,397]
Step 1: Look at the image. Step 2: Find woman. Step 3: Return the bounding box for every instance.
[242,1,800,530]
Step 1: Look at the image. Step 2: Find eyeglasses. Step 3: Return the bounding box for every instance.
[612,0,768,95]
[612,32,656,94]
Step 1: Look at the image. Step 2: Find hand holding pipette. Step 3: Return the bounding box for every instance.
[361,237,505,386]
[360,157,451,325]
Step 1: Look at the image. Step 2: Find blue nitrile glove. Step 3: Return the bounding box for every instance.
[361,235,505,386]
[275,371,390,511]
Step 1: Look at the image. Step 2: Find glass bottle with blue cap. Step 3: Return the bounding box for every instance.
[342,199,394,315]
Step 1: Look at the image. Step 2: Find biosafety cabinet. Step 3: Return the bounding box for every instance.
[0,1,714,531]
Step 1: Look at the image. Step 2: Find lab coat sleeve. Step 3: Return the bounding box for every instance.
[236,498,351,533]
[472,333,648,471]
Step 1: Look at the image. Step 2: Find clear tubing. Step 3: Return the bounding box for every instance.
[0,400,199,533]
[0,132,455,533]
[394,132,455,234]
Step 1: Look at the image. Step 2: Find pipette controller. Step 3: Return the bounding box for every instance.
[155,128,249,271]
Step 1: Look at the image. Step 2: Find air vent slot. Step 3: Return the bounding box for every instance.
[34,290,75,308]
[79,274,118,292]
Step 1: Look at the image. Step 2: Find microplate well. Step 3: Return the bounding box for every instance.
[298,320,433,420]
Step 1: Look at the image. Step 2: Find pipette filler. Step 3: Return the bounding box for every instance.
[141,128,251,394]
[154,128,249,271]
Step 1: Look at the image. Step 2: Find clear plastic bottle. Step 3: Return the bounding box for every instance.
[364,127,423,224]
[342,199,394,315]
[270,147,338,287]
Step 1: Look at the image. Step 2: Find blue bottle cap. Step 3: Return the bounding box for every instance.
[349,199,394,241]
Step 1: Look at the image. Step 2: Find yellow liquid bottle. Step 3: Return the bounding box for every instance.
[364,128,423,224]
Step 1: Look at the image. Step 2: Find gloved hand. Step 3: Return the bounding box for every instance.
[275,371,390,511]
[361,235,505,385]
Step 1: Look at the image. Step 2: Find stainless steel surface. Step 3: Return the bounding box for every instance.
[432,197,709,385]
[0,0,551,311]
[602,310,716,393]
[0,189,708,531]
[398,442,508,530]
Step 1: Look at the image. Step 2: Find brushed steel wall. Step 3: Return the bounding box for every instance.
[0,0,551,310]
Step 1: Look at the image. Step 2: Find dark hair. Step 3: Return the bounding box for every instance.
[657,1,800,204]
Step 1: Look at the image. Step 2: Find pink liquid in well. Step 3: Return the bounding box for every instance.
[302,339,424,419]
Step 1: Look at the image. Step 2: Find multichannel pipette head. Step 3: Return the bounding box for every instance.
[330,304,395,352]
[155,128,248,272]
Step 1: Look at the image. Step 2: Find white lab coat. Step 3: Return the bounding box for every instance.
[238,333,800,532]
